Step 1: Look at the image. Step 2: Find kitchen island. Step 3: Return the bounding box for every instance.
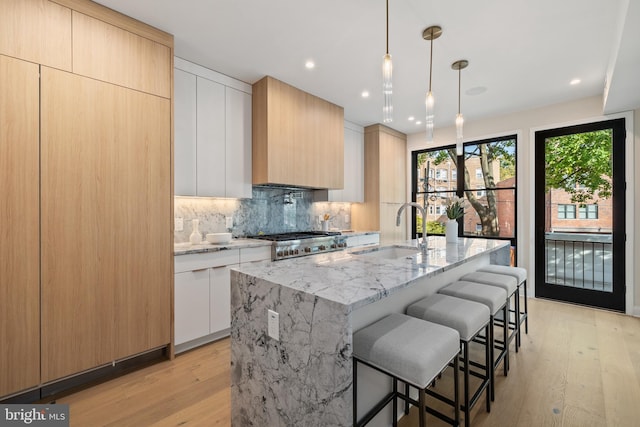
[230,236,510,426]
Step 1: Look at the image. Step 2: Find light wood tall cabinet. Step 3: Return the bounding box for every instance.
[316,121,364,202]
[352,124,407,243]
[0,55,40,399]
[0,0,72,71]
[252,76,344,189]
[0,0,173,398]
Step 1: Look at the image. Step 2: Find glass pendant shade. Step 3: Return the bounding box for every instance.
[455,113,464,155]
[382,53,393,123]
[425,91,435,142]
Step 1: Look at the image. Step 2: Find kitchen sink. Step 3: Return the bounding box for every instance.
[352,245,421,260]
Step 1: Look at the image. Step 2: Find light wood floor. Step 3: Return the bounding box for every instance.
[58,298,640,426]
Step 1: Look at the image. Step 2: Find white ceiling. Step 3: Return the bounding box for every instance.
[95,0,640,136]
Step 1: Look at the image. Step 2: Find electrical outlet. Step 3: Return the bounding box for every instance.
[344,214,350,223]
[226,216,233,229]
[268,309,279,341]
[175,217,183,231]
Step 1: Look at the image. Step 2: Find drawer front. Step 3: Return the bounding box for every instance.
[240,246,272,263]
[358,234,380,246]
[175,249,240,273]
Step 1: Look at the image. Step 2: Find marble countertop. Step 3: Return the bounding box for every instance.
[232,236,509,310]
[174,239,272,255]
[174,230,379,255]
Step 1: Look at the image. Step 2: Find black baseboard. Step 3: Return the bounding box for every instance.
[1,346,168,404]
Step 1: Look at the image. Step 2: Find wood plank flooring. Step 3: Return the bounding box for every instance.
[58,298,640,426]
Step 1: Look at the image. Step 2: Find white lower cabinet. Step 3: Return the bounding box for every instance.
[174,246,271,353]
[174,269,210,345]
[210,265,234,334]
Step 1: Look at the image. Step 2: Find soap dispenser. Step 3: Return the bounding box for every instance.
[189,219,202,245]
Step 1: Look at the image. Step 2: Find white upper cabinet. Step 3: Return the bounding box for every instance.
[225,87,252,199]
[174,68,197,196]
[174,58,252,198]
[196,76,226,196]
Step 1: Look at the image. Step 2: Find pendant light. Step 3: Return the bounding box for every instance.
[451,59,468,156]
[422,26,442,143]
[382,0,393,123]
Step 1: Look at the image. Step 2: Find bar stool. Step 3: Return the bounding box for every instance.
[353,312,460,427]
[460,271,519,355]
[478,264,528,340]
[407,294,491,427]
[438,281,508,402]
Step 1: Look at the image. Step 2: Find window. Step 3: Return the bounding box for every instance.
[436,169,448,181]
[558,204,576,219]
[428,205,434,215]
[412,135,517,243]
[578,204,598,219]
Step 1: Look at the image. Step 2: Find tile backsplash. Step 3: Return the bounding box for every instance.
[174,187,352,243]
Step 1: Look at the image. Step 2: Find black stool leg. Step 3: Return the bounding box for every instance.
[392,379,398,427]
[523,280,528,334]
[503,304,509,376]
[418,388,426,427]
[515,288,521,351]
[463,341,469,427]
[453,352,460,427]
[485,323,491,413]
[404,383,410,415]
[489,314,495,402]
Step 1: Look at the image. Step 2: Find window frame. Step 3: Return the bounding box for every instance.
[411,134,518,248]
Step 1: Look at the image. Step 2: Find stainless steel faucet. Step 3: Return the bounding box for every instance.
[396,203,428,254]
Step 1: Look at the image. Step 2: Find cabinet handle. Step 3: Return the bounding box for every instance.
[192,268,208,273]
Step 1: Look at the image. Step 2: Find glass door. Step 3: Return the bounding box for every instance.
[534,118,626,311]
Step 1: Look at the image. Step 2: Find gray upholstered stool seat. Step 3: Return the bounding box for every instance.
[479,264,529,337]
[407,294,491,427]
[353,312,460,427]
[438,281,508,402]
[461,271,520,355]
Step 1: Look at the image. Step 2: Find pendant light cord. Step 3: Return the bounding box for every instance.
[457,67,461,114]
[386,0,389,54]
[428,32,433,92]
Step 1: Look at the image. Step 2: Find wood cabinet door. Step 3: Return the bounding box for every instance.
[379,131,407,204]
[41,67,171,381]
[0,0,72,71]
[0,55,40,398]
[72,11,171,98]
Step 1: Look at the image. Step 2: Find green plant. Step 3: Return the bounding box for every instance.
[445,196,464,220]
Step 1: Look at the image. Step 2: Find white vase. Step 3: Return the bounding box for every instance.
[445,219,458,243]
[189,219,202,245]
[321,220,329,232]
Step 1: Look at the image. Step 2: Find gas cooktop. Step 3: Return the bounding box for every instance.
[247,231,346,260]
[248,231,341,242]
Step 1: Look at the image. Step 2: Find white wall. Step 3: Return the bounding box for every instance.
[406,96,638,315]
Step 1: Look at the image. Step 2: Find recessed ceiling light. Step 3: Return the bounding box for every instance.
[305,60,315,69]
[570,78,581,85]
[361,90,370,98]
[415,121,422,125]
[408,116,415,121]
[466,86,487,96]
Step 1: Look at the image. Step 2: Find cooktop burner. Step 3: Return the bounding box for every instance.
[249,231,341,241]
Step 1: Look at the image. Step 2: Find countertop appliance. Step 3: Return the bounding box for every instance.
[247,231,347,261]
